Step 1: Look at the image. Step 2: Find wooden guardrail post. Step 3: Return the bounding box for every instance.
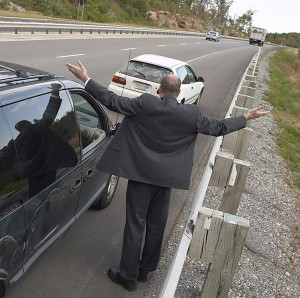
[209,150,252,214]
[239,85,256,97]
[231,106,249,117]
[245,74,257,82]
[236,94,254,109]
[209,151,234,188]
[219,159,251,214]
[241,79,256,88]
[246,67,258,76]
[188,207,249,298]
[221,127,253,160]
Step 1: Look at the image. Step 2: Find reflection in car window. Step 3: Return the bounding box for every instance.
[71,93,107,150]
[0,110,24,216]
[119,61,172,84]
[2,91,80,200]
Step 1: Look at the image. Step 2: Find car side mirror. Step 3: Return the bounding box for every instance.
[198,76,205,83]
[110,123,121,136]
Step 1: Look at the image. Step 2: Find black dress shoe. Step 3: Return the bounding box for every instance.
[107,267,137,292]
[137,270,148,282]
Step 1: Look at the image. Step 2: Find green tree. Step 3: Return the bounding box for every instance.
[234,9,255,33]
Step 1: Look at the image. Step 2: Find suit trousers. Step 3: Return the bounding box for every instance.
[120,180,171,281]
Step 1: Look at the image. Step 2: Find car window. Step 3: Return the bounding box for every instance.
[176,65,190,84]
[119,61,172,84]
[70,92,108,152]
[2,91,80,201]
[176,66,197,84]
[0,110,24,216]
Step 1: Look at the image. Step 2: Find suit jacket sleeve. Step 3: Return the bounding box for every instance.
[86,79,142,116]
[196,112,247,136]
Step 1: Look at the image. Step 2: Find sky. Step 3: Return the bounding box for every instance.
[229,0,300,33]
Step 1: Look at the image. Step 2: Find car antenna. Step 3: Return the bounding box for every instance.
[113,49,132,129]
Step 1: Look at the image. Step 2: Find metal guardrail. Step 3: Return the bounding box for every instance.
[0,19,247,42]
[159,48,262,298]
[0,21,204,37]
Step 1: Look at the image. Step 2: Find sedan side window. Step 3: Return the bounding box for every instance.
[185,66,198,83]
[176,66,190,84]
[70,92,108,152]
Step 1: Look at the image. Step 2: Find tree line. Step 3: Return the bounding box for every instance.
[1,0,299,47]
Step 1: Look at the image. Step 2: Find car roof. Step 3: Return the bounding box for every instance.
[130,54,185,69]
[0,61,55,88]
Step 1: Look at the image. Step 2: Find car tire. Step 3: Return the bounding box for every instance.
[194,89,204,105]
[0,282,5,298]
[92,175,119,210]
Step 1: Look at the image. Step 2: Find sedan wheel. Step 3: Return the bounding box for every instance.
[92,175,119,210]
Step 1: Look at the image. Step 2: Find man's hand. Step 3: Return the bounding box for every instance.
[244,106,269,120]
[66,61,90,83]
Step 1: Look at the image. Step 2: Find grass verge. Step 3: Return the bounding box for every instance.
[264,48,300,209]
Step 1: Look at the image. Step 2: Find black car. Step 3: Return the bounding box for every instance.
[0,61,119,297]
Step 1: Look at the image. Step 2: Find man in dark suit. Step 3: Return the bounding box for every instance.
[66,61,268,292]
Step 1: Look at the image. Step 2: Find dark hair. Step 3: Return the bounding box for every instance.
[160,75,181,95]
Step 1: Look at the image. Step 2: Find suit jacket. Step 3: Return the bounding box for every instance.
[86,79,246,190]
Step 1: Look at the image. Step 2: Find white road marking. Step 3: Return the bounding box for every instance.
[186,48,234,63]
[157,44,166,47]
[122,48,136,51]
[56,54,84,58]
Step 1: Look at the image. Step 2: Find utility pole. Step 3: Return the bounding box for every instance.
[81,0,85,21]
[76,0,85,21]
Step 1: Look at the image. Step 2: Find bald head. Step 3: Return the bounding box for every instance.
[159,74,181,98]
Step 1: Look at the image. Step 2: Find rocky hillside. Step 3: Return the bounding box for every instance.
[4,1,244,37]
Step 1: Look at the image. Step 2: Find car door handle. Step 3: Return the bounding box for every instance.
[70,179,81,194]
[83,169,93,183]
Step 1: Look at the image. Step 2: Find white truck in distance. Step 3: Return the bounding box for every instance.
[249,26,267,46]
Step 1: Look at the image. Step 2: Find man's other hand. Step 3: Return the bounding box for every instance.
[244,106,269,120]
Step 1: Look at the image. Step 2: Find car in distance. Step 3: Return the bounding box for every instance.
[108,54,205,105]
[0,61,119,297]
[205,31,220,42]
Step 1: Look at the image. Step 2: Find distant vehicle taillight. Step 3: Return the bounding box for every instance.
[112,75,126,85]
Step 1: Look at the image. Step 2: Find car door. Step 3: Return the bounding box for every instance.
[0,109,27,284]
[68,90,111,216]
[176,65,202,104]
[2,89,82,266]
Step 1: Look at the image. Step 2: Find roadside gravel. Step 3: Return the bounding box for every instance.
[145,47,300,297]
